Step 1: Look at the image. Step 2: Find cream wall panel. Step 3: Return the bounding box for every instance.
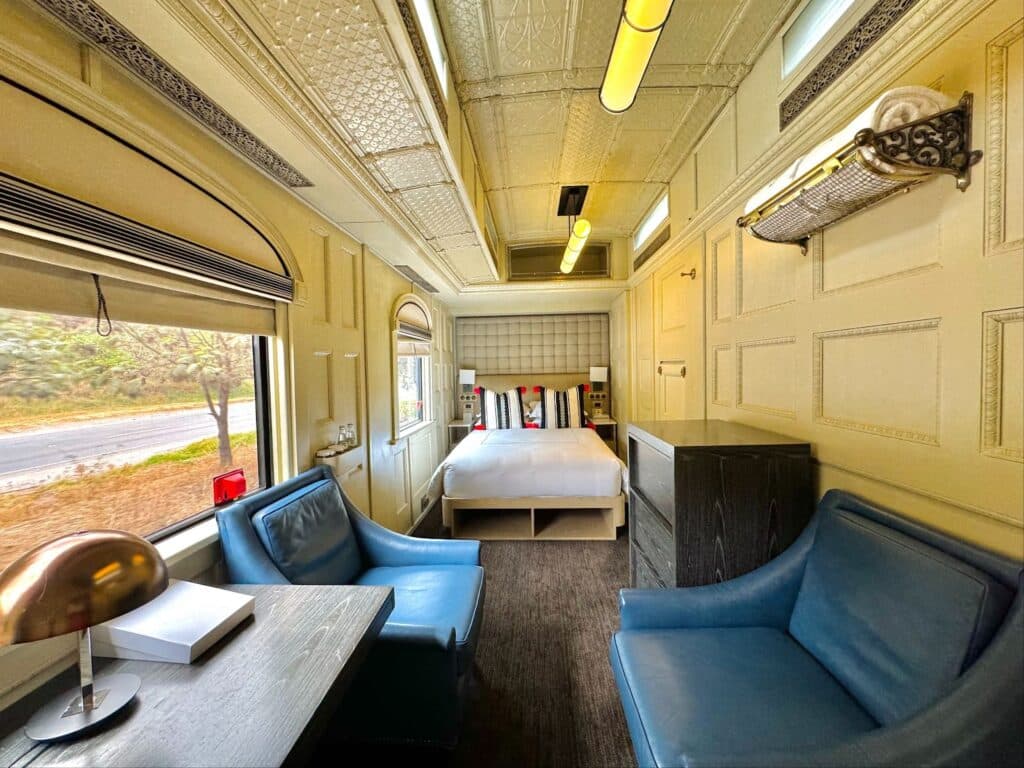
[610,290,632,457]
[736,337,797,419]
[691,2,1024,555]
[633,276,655,421]
[711,345,733,407]
[736,37,783,174]
[739,230,799,314]
[816,181,947,295]
[696,97,737,211]
[982,307,1024,461]
[709,224,736,323]
[814,319,942,445]
[669,154,697,233]
[986,22,1024,256]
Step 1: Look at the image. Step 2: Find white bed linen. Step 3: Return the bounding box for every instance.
[432,428,626,499]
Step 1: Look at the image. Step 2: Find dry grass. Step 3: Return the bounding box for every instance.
[0,445,259,571]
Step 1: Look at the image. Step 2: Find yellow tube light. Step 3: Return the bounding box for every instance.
[624,0,674,31]
[599,1,674,114]
[560,218,591,274]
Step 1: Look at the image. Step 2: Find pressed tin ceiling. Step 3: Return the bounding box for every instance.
[437,0,799,244]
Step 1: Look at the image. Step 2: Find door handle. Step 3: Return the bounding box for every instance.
[681,268,696,280]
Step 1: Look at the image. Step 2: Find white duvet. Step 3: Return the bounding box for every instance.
[431,428,627,499]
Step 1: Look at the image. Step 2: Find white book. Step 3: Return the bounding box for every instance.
[92,580,255,664]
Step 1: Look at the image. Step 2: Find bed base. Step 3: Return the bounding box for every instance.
[442,494,625,541]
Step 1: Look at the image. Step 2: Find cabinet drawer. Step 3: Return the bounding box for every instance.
[631,493,675,583]
[632,547,667,589]
[630,438,675,520]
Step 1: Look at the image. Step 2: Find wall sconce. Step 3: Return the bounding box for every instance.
[459,369,476,393]
[599,1,676,114]
[590,366,609,392]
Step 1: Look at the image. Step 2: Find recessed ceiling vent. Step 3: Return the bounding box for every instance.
[393,264,439,293]
[508,242,609,281]
[556,185,589,217]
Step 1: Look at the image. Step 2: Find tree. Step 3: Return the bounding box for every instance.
[0,312,86,398]
[119,327,252,466]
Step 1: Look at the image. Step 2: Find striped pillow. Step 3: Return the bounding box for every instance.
[479,387,526,429]
[539,386,586,429]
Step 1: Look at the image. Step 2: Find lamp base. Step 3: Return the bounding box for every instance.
[25,672,140,742]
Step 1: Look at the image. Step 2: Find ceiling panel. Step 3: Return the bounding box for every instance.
[438,0,800,246]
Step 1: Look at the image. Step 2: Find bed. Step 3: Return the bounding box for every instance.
[433,427,627,541]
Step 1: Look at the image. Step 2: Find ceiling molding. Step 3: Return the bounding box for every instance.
[32,0,313,188]
[173,0,496,288]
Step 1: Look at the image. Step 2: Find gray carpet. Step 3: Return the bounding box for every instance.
[453,538,636,768]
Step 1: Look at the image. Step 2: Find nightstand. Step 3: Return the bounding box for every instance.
[590,416,617,452]
[447,420,473,451]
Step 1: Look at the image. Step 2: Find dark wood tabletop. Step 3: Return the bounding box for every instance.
[0,584,393,768]
[628,419,809,453]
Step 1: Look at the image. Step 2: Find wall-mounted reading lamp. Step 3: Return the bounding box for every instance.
[599,0,675,114]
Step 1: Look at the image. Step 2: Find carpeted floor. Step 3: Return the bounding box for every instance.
[452,537,635,768]
[324,533,637,767]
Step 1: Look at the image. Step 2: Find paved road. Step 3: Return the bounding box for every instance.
[0,402,257,489]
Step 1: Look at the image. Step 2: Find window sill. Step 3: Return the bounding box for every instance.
[395,419,436,443]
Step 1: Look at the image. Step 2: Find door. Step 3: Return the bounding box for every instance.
[654,248,691,420]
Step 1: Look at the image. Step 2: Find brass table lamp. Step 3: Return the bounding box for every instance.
[0,530,168,741]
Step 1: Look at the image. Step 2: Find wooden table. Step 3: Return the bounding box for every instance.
[0,584,393,768]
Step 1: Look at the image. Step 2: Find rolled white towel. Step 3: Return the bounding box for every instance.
[744,86,955,215]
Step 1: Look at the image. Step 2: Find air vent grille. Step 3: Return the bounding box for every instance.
[393,264,439,293]
[508,242,610,281]
[0,173,294,301]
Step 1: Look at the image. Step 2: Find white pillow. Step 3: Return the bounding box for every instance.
[528,400,543,421]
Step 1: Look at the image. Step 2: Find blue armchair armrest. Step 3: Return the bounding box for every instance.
[619,515,819,631]
[339,484,480,567]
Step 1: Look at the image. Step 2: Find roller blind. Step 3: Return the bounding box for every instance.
[396,299,431,355]
[0,230,277,336]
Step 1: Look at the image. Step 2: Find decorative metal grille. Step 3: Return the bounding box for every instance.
[780,0,922,129]
[33,0,312,188]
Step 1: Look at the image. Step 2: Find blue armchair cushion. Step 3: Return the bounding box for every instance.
[356,564,485,675]
[611,627,877,767]
[250,478,363,585]
[789,507,1013,726]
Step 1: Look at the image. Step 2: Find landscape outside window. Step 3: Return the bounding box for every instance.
[0,307,262,570]
[398,354,426,430]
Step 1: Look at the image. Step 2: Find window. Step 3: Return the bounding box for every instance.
[397,354,427,430]
[412,0,449,97]
[633,192,669,251]
[0,307,269,570]
[782,0,858,77]
[393,295,433,439]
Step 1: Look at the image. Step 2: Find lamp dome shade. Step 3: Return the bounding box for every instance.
[0,530,168,646]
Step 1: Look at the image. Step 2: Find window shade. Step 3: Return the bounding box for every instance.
[0,231,276,336]
[396,298,432,355]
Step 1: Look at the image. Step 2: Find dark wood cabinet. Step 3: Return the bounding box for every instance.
[628,420,813,588]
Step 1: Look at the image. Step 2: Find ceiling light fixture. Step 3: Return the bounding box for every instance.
[599,0,675,114]
[560,217,592,274]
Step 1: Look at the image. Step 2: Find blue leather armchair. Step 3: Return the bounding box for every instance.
[216,465,484,747]
[611,490,1024,767]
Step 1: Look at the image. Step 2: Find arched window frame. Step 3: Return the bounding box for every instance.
[391,293,434,441]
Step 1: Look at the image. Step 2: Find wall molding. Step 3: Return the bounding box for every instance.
[811,229,943,298]
[710,344,732,407]
[985,20,1024,258]
[736,228,797,317]
[736,336,797,419]
[981,307,1024,462]
[630,0,994,289]
[709,228,734,324]
[813,318,942,445]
